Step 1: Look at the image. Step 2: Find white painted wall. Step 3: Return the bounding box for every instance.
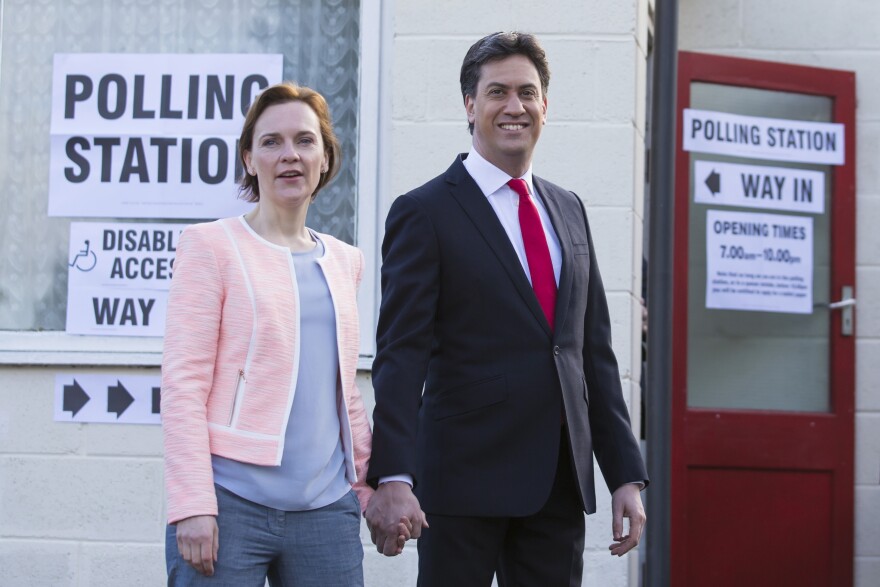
[0,367,166,586]
[678,0,880,584]
[0,1,650,585]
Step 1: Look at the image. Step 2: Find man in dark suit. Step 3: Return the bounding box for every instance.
[366,31,648,586]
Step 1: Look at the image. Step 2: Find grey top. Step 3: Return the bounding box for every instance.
[212,237,349,511]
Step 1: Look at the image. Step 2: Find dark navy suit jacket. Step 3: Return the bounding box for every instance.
[368,155,647,516]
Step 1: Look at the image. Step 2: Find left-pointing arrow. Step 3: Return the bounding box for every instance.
[705,170,721,195]
[107,380,134,418]
[63,380,90,417]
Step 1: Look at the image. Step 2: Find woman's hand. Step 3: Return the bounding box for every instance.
[175,515,219,576]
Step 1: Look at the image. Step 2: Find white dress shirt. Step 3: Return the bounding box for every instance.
[463,148,562,286]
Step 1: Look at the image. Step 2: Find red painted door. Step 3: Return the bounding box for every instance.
[671,52,856,586]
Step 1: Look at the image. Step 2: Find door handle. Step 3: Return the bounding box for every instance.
[828,286,855,336]
[828,298,856,310]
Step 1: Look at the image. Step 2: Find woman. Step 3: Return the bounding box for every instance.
[161,82,373,585]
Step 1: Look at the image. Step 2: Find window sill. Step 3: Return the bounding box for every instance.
[0,332,373,370]
[0,332,164,366]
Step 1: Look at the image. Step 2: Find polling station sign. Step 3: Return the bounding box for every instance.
[706,210,813,314]
[66,222,188,336]
[694,160,825,214]
[683,109,844,165]
[49,53,282,219]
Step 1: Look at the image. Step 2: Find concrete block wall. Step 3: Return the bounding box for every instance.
[0,366,410,586]
[0,367,166,586]
[386,1,650,585]
[0,1,651,585]
[678,1,880,584]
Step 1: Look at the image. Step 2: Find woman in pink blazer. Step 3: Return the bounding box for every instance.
[161,82,373,585]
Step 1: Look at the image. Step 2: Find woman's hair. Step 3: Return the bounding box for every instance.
[238,82,341,202]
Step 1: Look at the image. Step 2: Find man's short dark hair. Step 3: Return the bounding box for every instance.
[460,31,551,134]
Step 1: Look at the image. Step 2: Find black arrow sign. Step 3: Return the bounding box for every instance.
[107,380,134,418]
[152,387,161,414]
[63,379,90,417]
[705,169,721,195]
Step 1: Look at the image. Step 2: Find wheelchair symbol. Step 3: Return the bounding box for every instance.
[69,239,97,272]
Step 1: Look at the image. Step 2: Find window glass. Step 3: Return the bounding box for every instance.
[686,82,832,412]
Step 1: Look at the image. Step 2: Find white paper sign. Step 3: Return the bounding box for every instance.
[49,53,282,218]
[55,373,162,424]
[706,210,813,314]
[66,222,188,336]
[694,160,825,214]
[684,109,844,165]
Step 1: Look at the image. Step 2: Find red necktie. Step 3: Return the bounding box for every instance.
[507,178,557,331]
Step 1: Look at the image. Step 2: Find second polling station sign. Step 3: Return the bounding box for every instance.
[48,53,282,219]
[683,109,845,165]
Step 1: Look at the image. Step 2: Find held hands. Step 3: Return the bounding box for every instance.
[365,481,429,556]
[609,483,646,557]
[175,515,219,576]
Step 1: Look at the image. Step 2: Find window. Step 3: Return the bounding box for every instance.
[0,0,381,365]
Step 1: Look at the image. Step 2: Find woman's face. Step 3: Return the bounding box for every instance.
[244,101,328,209]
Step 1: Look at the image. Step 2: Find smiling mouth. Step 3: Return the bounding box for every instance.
[499,123,527,131]
[277,171,303,179]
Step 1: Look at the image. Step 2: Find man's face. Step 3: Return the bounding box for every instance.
[465,54,547,177]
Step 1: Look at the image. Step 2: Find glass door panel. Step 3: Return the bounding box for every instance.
[686,83,832,412]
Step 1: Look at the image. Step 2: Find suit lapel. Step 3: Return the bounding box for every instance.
[533,176,575,336]
[444,157,553,338]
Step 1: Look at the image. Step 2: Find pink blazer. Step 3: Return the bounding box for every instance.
[161,217,373,524]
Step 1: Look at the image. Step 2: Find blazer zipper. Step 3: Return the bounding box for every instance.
[227,369,247,426]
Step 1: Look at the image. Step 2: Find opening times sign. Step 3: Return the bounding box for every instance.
[49,53,282,219]
[706,210,813,314]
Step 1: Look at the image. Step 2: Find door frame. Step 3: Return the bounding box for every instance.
[671,51,856,585]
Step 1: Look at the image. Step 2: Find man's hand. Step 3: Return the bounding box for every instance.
[175,515,219,575]
[365,481,429,556]
[609,483,646,557]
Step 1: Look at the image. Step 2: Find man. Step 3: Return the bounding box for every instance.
[366,32,648,585]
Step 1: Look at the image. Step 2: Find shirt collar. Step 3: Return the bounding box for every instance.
[463,147,535,197]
